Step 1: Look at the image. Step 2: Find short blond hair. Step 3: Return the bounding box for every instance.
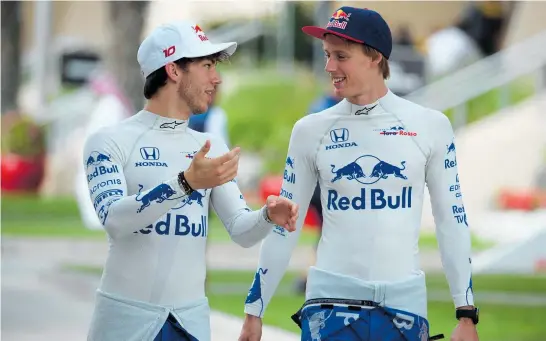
[361,44,390,80]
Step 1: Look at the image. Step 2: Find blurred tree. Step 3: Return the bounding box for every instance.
[293,2,314,63]
[107,1,150,113]
[1,1,21,114]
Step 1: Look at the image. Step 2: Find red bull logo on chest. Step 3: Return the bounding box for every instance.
[328,154,412,211]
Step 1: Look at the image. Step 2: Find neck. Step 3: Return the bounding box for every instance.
[144,91,191,120]
[347,79,388,106]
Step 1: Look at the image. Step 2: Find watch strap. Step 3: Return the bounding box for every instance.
[456,308,479,324]
[178,171,195,196]
[262,205,273,224]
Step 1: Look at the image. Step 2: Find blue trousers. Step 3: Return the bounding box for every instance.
[153,314,199,341]
[296,300,431,341]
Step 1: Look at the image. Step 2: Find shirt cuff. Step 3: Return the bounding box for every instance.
[261,205,273,224]
[244,304,264,318]
[453,293,474,308]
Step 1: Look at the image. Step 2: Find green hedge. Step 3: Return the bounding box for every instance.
[222,72,536,176]
[220,73,323,174]
[1,115,46,157]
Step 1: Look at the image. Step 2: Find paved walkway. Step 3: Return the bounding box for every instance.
[1,237,301,341]
[1,237,449,341]
[4,237,544,341]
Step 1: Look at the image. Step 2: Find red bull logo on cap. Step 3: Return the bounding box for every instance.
[327,9,351,30]
[192,24,209,42]
[332,9,351,20]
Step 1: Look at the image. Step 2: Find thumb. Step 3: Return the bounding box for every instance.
[266,195,278,207]
[195,140,211,159]
[267,199,278,210]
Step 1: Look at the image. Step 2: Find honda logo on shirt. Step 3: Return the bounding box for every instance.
[326,128,357,151]
[140,147,160,160]
[330,128,349,143]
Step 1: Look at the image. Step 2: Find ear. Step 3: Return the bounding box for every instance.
[164,62,179,82]
[372,53,383,66]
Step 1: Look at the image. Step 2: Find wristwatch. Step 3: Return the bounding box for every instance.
[178,171,195,196]
[456,307,479,325]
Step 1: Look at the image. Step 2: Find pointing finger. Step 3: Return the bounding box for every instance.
[219,147,241,164]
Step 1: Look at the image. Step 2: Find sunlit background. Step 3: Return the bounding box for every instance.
[2,1,546,340]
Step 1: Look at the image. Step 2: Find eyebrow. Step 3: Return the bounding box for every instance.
[323,48,349,54]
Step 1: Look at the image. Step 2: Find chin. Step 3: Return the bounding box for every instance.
[334,88,347,98]
[193,104,209,115]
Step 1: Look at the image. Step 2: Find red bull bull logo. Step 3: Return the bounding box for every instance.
[331,9,351,20]
[193,25,203,33]
[192,24,209,42]
[135,183,177,213]
[330,155,407,185]
[172,189,207,209]
[327,9,351,30]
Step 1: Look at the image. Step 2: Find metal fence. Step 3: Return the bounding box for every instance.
[404,29,546,129]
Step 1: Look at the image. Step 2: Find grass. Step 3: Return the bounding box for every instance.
[206,270,546,341]
[1,194,493,250]
[67,265,546,341]
[205,269,546,295]
[0,194,319,246]
[1,194,106,239]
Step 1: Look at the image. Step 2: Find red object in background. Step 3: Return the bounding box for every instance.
[497,189,546,211]
[535,258,546,274]
[259,175,321,229]
[1,154,45,192]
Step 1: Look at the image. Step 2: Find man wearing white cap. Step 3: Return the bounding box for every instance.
[84,21,299,341]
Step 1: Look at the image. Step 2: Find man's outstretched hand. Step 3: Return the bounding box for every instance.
[184,140,240,189]
[265,195,299,232]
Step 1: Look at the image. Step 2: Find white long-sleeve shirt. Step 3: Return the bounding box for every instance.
[83,110,273,340]
[244,90,474,319]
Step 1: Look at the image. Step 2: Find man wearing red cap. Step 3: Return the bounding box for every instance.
[240,6,479,341]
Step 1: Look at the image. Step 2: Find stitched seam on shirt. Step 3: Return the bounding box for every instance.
[122,123,156,169]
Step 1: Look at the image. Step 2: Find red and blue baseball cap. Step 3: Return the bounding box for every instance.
[302,6,392,59]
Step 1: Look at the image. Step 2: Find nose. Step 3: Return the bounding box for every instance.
[324,57,336,73]
[212,68,222,85]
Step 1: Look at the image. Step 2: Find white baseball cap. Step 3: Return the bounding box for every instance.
[137,20,237,78]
